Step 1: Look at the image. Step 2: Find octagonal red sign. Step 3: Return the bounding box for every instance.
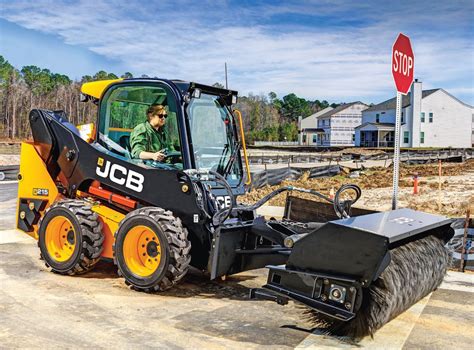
[392,33,414,95]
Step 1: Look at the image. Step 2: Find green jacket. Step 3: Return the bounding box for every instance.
[130,121,175,159]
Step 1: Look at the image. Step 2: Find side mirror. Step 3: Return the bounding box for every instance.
[192,88,201,99]
[79,93,89,102]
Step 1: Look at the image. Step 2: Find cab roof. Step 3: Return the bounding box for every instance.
[80,78,238,102]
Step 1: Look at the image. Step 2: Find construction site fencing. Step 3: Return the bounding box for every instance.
[249,164,342,189]
[248,148,474,165]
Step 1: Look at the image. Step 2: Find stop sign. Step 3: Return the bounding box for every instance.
[392,33,414,95]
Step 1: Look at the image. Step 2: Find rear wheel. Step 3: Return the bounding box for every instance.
[113,207,191,292]
[38,199,104,275]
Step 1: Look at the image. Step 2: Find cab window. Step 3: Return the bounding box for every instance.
[98,84,182,169]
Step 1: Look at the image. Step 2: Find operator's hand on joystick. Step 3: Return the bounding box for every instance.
[152,150,166,162]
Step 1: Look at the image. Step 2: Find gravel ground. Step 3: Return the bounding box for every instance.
[242,160,474,217]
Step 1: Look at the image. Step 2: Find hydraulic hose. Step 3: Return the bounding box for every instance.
[186,168,361,225]
[234,184,361,219]
[185,169,235,227]
[208,170,235,226]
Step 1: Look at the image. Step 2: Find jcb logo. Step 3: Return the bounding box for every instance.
[215,195,232,210]
[96,158,144,193]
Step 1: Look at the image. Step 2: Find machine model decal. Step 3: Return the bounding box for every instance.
[96,157,144,192]
[389,217,415,224]
[33,188,49,196]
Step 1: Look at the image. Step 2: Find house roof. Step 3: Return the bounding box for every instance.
[317,101,367,119]
[365,89,440,112]
[300,106,333,129]
[302,128,325,133]
[355,122,395,130]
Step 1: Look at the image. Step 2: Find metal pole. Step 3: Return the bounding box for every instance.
[225,62,228,89]
[392,91,402,210]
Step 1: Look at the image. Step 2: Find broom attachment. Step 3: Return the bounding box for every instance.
[305,234,451,338]
[257,209,454,339]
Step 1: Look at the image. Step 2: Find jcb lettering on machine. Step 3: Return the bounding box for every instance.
[96,157,144,192]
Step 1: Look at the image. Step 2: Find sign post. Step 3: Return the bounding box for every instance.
[391,33,414,210]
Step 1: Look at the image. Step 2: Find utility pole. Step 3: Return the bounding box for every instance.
[225,62,228,89]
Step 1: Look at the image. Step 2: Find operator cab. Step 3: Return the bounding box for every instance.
[90,79,245,190]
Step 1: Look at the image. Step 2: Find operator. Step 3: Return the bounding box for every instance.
[130,104,175,161]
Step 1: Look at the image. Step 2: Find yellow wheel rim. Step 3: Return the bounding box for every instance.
[123,225,162,277]
[45,216,76,262]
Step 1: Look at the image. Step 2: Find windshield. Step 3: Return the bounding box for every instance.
[186,93,242,185]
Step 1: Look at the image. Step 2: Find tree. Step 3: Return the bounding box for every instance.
[93,70,118,81]
[280,93,312,120]
[0,54,339,144]
[52,73,72,87]
[0,56,18,138]
[0,56,15,84]
[81,75,93,83]
[268,91,282,111]
[212,82,224,89]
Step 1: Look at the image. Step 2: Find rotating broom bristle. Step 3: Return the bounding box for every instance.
[305,234,452,339]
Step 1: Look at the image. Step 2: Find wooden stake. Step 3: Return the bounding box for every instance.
[438,160,442,211]
[438,160,442,191]
[460,209,470,272]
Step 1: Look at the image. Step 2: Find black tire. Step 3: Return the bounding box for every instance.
[113,207,191,292]
[38,199,104,275]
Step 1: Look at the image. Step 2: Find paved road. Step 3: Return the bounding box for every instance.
[1,182,473,349]
[0,182,17,230]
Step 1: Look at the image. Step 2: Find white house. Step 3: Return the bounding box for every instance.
[310,102,368,147]
[355,80,473,148]
[298,107,333,145]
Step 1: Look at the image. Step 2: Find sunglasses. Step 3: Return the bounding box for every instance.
[156,114,167,119]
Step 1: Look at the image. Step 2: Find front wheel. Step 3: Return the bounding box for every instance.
[38,199,104,275]
[113,207,191,292]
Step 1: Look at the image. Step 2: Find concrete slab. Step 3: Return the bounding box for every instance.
[0,229,33,244]
[1,231,472,349]
[1,182,473,348]
[0,238,313,349]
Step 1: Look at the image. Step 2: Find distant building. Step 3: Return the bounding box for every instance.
[301,102,368,147]
[355,80,473,148]
[298,107,333,145]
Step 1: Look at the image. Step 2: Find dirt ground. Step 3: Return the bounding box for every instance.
[0,154,20,166]
[242,159,474,217]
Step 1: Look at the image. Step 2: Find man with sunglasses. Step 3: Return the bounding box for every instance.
[130,104,175,161]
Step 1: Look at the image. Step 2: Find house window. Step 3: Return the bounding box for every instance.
[420,112,425,122]
[420,132,425,144]
[302,135,307,143]
[429,112,433,123]
[401,111,404,123]
[352,134,355,142]
[376,113,380,123]
[403,131,410,143]
[312,134,317,143]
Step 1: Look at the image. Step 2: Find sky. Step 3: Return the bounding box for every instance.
[0,0,473,105]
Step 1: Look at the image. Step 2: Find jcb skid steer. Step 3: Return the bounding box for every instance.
[16,78,454,338]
